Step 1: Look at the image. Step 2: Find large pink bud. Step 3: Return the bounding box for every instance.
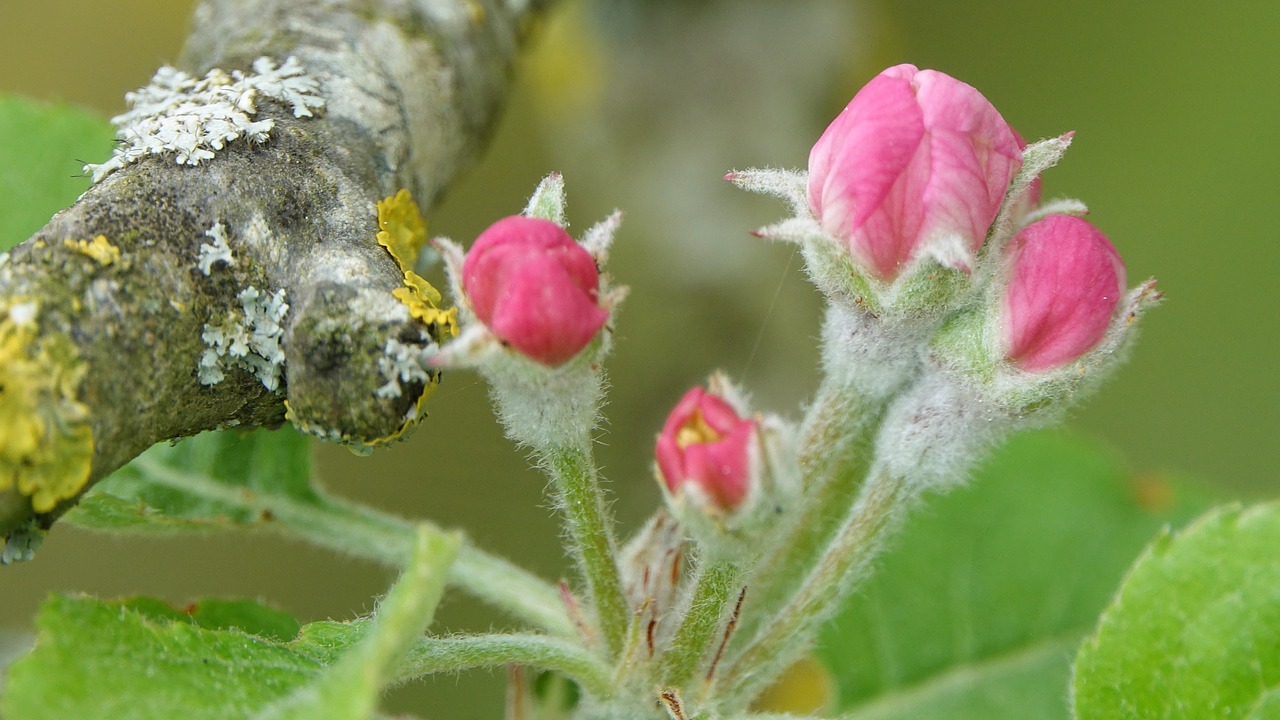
[462,216,608,366]
[808,64,1022,281]
[1001,214,1126,372]
[655,387,758,514]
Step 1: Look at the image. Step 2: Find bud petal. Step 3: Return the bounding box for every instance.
[462,216,609,366]
[1001,214,1126,372]
[807,64,1021,282]
[655,387,758,514]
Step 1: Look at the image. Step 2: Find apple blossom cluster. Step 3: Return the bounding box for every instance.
[425,64,1157,717]
[432,65,1155,528]
[721,63,1159,500]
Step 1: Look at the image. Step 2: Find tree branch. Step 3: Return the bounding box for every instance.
[0,0,552,541]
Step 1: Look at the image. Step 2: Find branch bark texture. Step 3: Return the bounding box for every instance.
[0,0,548,540]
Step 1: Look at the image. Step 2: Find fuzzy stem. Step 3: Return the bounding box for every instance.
[734,376,882,648]
[796,376,879,482]
[543,443,630,660]
[720,469,910,709]
[125,454,577,637]
[395,633,615,698]
[659,558,743,691]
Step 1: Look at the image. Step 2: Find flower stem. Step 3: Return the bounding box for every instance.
[395,632,615,698]
[734,378,881,646]
[796,375,880,482]
[659,558,743,690]
[127,456,576,638]
[543,443,630,659]
[721,468,910,708]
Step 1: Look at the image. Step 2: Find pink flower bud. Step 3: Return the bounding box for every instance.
[808,64,1022,281]
[1001,214,1126,372]
[655,387,758,514]
[462,216,608,366]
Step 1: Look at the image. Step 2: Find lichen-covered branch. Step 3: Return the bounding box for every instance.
[0,0,552,541]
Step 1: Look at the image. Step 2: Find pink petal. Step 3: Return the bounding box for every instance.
[1002,215,1126,372]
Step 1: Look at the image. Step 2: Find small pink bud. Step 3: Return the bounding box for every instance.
[1001,214,1126,372]
[462,216,608,366]
[655,387,758,514]
[808,64,1022,281]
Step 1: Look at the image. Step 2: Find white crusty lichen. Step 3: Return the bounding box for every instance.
[197,223,235,275]
[87,56,325,182]
[376,335,436,399]
[198,286,289,391]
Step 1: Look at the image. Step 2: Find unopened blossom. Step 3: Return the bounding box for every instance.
[1001,214,1126,372]
[807,63,1022,281]
[462,215,608,366]
[655,387,758,514]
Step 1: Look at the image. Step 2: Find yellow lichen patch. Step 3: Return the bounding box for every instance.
[392,270,458,338]
[392,286,459,335]
[63,235,121,266]
[402,269,442,306]
[376,189,427,273]
[0,307,94,513]
[360,191,458,448]
[375,190,457,339]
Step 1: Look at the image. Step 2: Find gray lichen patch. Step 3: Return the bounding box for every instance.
[197,223,236,275]
[86,56,326,183]
[376,334,436,399]
[199,286,289,391]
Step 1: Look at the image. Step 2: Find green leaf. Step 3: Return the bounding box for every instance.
[0,95,114,250]
[1,526,458,720]
[117,597,300,642]
[65,427,316,532]
[2,595,322,720]
[1072,503,1280,719]
[816,430,1215,720]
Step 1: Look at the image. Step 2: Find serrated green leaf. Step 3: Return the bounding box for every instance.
[1072,503,1280,719]
[2,526,458,720]
[65,427,316,532]
[188,599,303,643]
[817,430,1214,720]
[0,95,114,250]
[1,595,322,720]
[115,596,301,642]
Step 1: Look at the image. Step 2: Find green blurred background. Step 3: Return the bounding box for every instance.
[1,0,1277,716]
